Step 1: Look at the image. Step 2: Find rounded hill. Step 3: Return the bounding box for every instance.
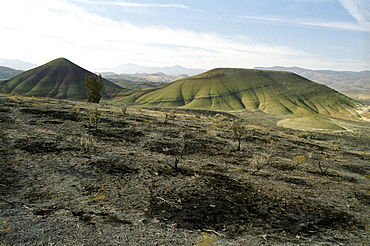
[0,58,123,100]
[113,68,363,120]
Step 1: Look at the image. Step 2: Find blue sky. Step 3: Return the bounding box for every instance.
[0,0,369,71]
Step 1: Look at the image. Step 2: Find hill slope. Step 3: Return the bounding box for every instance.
[114,68,363,119]
[0,58,123,100]
[256,66,370,105]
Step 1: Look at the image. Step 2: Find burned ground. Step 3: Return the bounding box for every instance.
[0,94,369,245]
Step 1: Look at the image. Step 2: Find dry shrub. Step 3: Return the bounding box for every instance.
[294,155,306,165]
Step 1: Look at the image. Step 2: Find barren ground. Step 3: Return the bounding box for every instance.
[0,94,369,245]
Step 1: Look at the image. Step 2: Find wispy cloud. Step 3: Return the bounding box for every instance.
[338,0,370,31]
[0,0,312,68]
[73,0,189,9]
[339,0,370,22]
[0,0,368,71]
[237,13,370,32]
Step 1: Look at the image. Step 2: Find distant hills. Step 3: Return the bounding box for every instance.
[0,58,123,100]
[0,58,37,70]
[256,66,370,104]
[0,66,23,80]
[96,63,206,76]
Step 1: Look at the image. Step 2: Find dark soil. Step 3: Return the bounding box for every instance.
[0,94,369,245]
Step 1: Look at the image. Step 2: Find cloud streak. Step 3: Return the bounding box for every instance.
[338,0,370,32]
[339,0,370,23]
[73,0,189,9]
[237,14,369,32]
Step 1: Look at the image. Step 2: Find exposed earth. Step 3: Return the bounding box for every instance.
[0,94,369,245]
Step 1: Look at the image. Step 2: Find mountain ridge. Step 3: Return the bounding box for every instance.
[96,63,206,76]
[255,66,370,104]
[0,58,37,70]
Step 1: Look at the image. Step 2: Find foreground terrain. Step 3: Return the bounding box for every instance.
[0,94,369,245]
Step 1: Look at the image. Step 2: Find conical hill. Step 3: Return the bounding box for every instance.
[113,68,363,120]
[0,58,123,100]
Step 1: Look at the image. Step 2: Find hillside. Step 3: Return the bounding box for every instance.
[256,66,370,105]
[113,68,367,130]
[0,58,124,100]
[1,94,369,245]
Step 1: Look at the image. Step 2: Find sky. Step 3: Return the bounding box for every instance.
[0,0,369,72]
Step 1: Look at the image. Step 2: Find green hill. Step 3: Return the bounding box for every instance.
[115,68,361,116]
[0,58,123,100]
[112,68,369,130]
[256,66,370,105]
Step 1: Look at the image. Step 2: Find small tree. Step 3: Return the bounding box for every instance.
[83,74,104,103]
[230,120,244,151]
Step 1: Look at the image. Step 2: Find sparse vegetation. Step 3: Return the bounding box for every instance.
[163,109,176,124]
[0,94,369,245]
[164,130,187,170]
[121,104,128,115]
[195,232,219,246]
[79,133,96,153]
[88,107,100,130]
[313,161,330,175]
[230,120,245,151]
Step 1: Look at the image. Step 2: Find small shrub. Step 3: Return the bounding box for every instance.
[230,120,245,151]
[79,133,96,153]
[195,232,219,246]
[121,104,128,115]
[164,110,176,124]
[250,155,269,174]
[313,161,329,175]
[88,107,100,130]
[164,131,187,170]
[1,220,11,232]
[294,155,306,165]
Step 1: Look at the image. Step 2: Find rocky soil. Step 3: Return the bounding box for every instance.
[0,94,369,245]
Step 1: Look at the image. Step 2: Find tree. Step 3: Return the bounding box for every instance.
[83,74,104,103]
[230,120,244,151]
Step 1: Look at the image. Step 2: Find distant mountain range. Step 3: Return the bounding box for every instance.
[0,58,123,100]
[0,58,37,70]
[96,63,206,76]
[255,66,370,104]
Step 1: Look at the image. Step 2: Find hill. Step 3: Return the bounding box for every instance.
[1,94,369,244]
[255,66,370,105]
[113,68,368,129]
[0,58,124,100]
[0,66,23,80]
